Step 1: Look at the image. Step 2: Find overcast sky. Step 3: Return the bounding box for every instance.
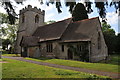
[0,0,119,34]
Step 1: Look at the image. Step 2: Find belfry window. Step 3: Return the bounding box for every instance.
[35,14,39,23]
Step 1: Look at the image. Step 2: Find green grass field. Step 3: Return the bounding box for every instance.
[24,55,119,73]
[1,58,108,78]
[2,54,21,57]
[2,53,119,73]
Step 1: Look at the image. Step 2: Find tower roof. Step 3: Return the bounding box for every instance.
[19,5,45,15]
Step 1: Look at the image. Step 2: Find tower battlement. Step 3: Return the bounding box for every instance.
[20,5,45,15]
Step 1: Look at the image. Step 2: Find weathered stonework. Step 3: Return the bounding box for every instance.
[17,5,108,63]
[14,5,45,54]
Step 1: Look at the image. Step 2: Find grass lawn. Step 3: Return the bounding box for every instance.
[25,55,119,73]
[1,58,108,78]
[2,54,119,73]
[106,55,120,65]
[2,54,21,57]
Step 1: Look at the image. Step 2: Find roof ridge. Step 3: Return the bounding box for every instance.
[72,17,99,23]
[59,18,72,39]
[42,17,72,27]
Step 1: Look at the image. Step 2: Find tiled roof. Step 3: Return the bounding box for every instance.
[20,36,39,47]
[21,17,100,46]
[60,17,99,42]
[33,18,72,41]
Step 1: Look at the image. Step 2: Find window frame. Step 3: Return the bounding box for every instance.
[46,43,53,53]
[98,32,101,49]
[35,14,39,23]
[61,45,64,52]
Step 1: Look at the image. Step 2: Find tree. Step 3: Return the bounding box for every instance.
[0,13,9,24]
[102,23,116,54]
[72,3,88,22]
[45,20,56,24]
[2,39,11,50]
[0,0,119,24]
[115,33,120,53]
[0,13,18,51]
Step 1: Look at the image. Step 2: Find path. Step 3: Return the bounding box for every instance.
[2,56,120,78]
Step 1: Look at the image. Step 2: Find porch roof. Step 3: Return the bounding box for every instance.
[20,36,39,47]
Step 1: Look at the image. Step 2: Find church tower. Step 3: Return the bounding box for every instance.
[15,5,45,54]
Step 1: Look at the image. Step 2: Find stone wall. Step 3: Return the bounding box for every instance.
[14,5,45,54]
[90,19,108,62]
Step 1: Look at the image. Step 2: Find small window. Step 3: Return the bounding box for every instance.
[61,45,64,52]
[22,14,25,23]
[35,14,39,23]
[77,45,82,51]
[98,32,101,49]
[46,43,53,52]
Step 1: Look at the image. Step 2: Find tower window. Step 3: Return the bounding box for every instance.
[35,14,39,23]
[22,14,25,23]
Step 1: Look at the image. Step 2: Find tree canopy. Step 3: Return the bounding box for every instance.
[102,23,119,54]
[0,12,18,50]
[1,0,120,24]
[72,3,88,22]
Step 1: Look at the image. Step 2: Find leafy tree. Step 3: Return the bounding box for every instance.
[2,39,11,50]
[0,0,119,24]
[0,13,18,51]
[102,23,116,54]
[0,13,9,24]
[115,33,120,53]
[45,20,56,24]
[72,3,88,22]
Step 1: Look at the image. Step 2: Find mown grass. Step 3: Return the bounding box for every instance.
[2,58,108,78]
[25,55,119,73]
[2,54,21,57]
[106,55,120,65]
[2,53,119,73]
[2,50,21,57]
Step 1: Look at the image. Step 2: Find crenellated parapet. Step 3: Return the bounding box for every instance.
[20,5,45,15]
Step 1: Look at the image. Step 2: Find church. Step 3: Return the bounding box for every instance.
[15,5,108,62]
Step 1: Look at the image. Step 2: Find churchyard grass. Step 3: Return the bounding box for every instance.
[2,54,21,57]
[2,58,108,78]
[2,53,119,73]
[25,55,119,73]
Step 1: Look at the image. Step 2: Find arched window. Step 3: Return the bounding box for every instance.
[35,14,39,23]
[46,43,53,52]
[98,32,101,49]
[22,14,25,23]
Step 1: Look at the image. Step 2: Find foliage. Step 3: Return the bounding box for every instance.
[0,0,119,24]
[115,33,120,53]
[2,39,11,50]
[0,13,18,51]
[2,58,107,78]
[25,56,119,73]
[67,43,89,62]
[1,1,18,24]
[106,54,120,65]
[45,20,56,24]
[102,23,116,54]
[0,13,9,24]
[95,1,108,22]
[72,3,88,22]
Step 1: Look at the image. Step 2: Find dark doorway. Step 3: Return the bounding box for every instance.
[68,48,73,59]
